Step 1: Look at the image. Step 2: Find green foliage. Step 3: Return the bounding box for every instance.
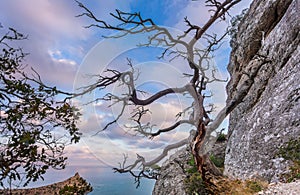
[216,128,226,142]
[150,164,161,171]
[184,156,265,194]
[278,138,300,162]
[245,180,263,193]
[187,156,198,174]
[184,156,210,194]
[0,27,81,187]
[59,185,80,195]
[216,133,226,142]
[286,162,300,182]
[184,171,207,195]
[209,155,224,168]
[184,153,264,194]
[59,179,93,195]
[278,137,300,182]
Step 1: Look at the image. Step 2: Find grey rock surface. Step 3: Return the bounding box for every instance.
[210,139,227,161]
[153,140,227,195]
[153,0,299,193]
[256,180,300,195]
[152,146,190,195]
[225,0,300,182]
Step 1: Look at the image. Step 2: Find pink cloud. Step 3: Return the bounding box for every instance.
[0,0,88,39]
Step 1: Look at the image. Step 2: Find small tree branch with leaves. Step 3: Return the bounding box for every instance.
[0,27,81,189]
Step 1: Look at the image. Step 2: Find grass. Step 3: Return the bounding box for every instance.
[184,155,266,194]
[214,179,267,195]
[210,155,224,168]
[184,156,210,194]
[277,137,300,182]
[278,138,300,161]
[184,171,207,195]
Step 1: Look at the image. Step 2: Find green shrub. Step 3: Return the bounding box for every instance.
[184,172,207,195]
[278,137,300,182]
[286,161,300,182]
[216,133,226,142]
[187,156,198,174]
[184,156,209,194]
[59,183,92,195]
[210,155,224,168]
[278,138,300,161]
[245,180,263,193]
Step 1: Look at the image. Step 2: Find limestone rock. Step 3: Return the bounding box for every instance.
[256,180,300,195]
[153,0,299,193]
[153,139,227,195]
[152,147,191,195]
[225,0,300,182]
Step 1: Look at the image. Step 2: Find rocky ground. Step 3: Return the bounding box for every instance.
[257,180,300,195]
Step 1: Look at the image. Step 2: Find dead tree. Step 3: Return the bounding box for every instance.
[75,0,261,187]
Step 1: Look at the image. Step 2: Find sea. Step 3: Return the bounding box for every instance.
[26,165,155,195]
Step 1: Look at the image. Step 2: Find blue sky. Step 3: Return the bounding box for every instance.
[0,0,252,186]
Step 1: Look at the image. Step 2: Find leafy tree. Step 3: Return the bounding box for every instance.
[0,27,81,189]
[75,0,267,187]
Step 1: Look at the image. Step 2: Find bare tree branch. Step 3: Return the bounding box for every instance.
[113,134,190,185]
[75,0,246,185]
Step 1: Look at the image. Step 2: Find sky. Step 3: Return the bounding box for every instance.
[0,0,252,187]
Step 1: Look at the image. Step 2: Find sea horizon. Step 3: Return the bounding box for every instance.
[6,165,155,195]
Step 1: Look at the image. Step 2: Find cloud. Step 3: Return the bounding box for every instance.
[174,0,252,33]
[0,1,86,38]
[75,98,192,167]
[0,0,136,90]
[0,110,8,118]
[0,0,90,89]
[78,113,105,134]
[0,0,244,169]
[64,144,105,167]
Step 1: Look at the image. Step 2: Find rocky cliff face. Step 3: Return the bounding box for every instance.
[225,0,299,182]
[152,146,191,195]
[153,140,227,194]
[153,0,299,193]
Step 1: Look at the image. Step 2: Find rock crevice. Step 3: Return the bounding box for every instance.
[225,0,300,182]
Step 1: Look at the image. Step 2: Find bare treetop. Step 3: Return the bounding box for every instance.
[74,0,263,188]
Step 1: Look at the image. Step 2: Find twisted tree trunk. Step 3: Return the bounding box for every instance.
[192,122,222,183]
